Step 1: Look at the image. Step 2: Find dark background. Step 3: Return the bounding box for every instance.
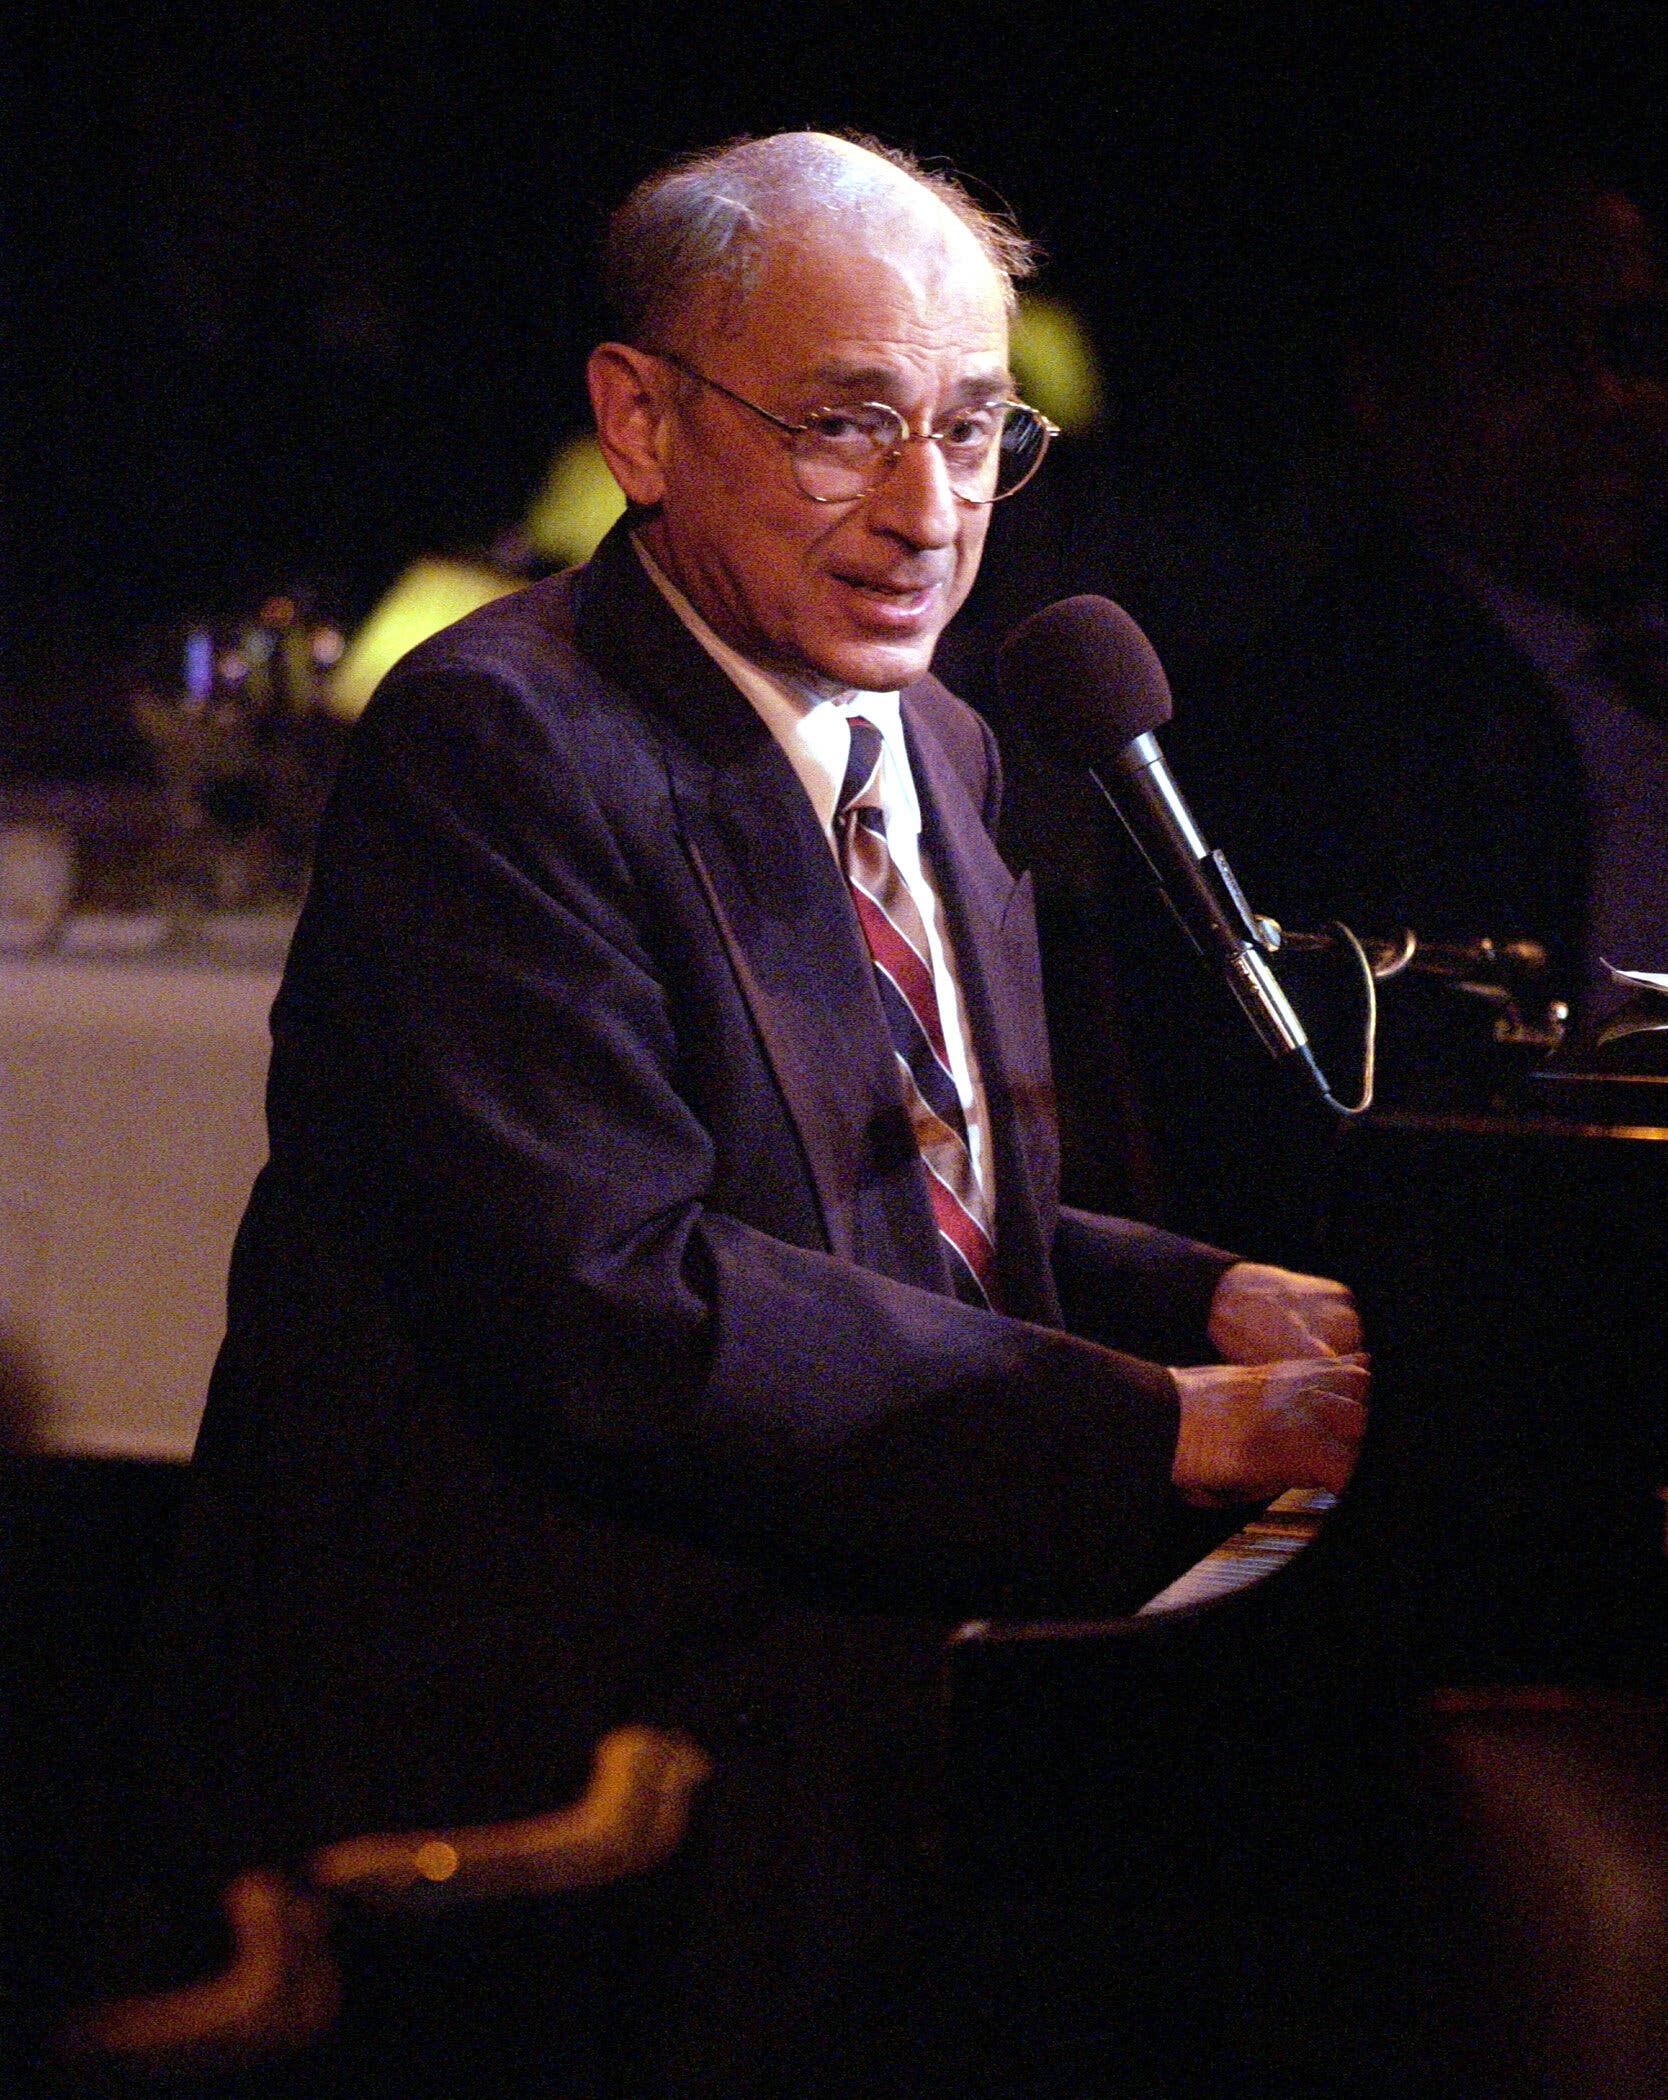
[8,0,1668,772]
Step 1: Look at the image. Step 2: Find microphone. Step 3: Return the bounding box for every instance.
[999,595,1333,1106]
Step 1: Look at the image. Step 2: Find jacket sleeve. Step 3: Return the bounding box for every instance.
[1052,1206,1236,1365]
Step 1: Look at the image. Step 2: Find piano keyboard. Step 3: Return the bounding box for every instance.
[1137,1487,1337,1615]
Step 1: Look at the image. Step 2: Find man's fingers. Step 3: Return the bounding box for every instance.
[1171,1353,1370,1502]
[1310,1397,1369,1486]
[1304,1301,1364,1357]
[1304,1387,1368,1434]
[1279,1291,1364,1359]
[1207,1262,1365,1364]
[1286,1371,1368,1494]
[1268,1356,1370,1405]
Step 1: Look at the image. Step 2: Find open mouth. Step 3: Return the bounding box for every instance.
[834,575,943,618]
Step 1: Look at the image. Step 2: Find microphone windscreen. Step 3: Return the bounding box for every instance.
[997,595,1173,762]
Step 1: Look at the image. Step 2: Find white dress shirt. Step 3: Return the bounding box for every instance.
[633,539,995,1202]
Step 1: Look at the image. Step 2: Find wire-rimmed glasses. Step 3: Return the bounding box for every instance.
[656,353,1058,504]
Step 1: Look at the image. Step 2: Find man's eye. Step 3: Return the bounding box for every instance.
[938,406,1003,450]
[805,409,887,447]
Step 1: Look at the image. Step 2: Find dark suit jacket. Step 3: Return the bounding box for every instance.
[115,524,1235,2092]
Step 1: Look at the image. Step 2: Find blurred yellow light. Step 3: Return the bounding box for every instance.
[1008,295,1107,434]
[326,557,523,719]
[521,433,627,567]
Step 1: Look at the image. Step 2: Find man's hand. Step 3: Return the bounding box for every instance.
[1170,1356,1369,1505]
[1207,1260,1363,1365]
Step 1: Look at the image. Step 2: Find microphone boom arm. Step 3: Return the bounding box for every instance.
[1087,749,1342,1103]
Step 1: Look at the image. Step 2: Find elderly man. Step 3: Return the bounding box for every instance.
[121,134,1365,2096]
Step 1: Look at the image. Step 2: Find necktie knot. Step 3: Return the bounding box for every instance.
[837,717,887,825]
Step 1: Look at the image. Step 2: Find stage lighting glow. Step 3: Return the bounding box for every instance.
[522,434,627,567]
[1009,295,1107,434]
[327,558,523,719]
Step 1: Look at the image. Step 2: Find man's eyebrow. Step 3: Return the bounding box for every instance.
[802,359,1016,399]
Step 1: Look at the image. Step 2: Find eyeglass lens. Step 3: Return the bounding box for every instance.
[791,403,1050,504]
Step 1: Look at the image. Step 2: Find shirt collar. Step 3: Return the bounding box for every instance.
[632,535,907,837]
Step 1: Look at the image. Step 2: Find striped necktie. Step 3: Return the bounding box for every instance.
[836,716,998,1307]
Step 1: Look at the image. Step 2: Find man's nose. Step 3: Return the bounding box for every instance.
[863,434,961,547]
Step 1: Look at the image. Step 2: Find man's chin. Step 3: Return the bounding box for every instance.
[799,630,944,695]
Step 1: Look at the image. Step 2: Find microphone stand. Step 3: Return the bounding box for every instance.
[1270,927,1570,1058]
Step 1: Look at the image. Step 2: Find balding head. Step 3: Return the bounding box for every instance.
[605,130,1035,353]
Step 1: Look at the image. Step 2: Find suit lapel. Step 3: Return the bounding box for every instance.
[573,530,947,1283]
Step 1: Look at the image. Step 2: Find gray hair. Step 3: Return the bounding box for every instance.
[604,131,1037,349]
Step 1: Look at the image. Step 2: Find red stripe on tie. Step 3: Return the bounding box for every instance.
[838,712,997,1308]
[850,888,948,1066]
[926,1168,996,1299]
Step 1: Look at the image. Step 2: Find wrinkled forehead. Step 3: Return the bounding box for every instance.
[680,189,1006,355]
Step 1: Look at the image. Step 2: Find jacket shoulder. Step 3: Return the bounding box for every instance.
[368,570,599,717]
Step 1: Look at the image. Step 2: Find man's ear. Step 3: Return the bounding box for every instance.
[588,344,672,508]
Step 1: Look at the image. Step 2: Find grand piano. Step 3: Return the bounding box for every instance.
[943,1065,1668,2098]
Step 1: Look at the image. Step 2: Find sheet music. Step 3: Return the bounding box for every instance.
[1604,961,1668,997]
